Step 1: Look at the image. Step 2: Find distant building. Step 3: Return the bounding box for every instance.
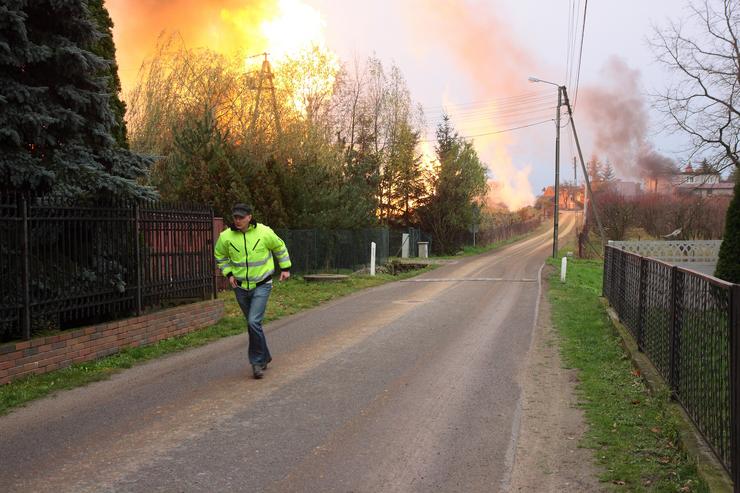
[672,163,734,197]
[612,180,641,197]
[643,163,734,197]
[690,181,735,197]
[643,175,675,194]
[541,185,584,210]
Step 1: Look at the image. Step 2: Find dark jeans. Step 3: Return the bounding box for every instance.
[234,282,273,366]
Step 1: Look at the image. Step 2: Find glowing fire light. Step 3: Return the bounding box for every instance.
[260,0,326,60]
[220,0,339,115]
[219,0,330,67]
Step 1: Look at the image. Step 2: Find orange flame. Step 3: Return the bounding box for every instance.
[402,0,540,210]
[108,0,339,109]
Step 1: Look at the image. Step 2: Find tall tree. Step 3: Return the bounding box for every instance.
[0,0,154,199]
[152,105,247,219]
[715,180,740,281]
[652,0,739,281]
[587,155,603,184]
[601,161,616,182]
[86,0,127,148]
[388,121,425,227]
[419,115,488,254]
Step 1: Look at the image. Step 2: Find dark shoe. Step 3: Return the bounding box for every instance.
[262,357,273,370]
[252,364,264,379]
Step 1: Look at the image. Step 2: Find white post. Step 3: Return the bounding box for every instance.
[370,242,376,276]
[560,256,567,283]
[401,233,409,258]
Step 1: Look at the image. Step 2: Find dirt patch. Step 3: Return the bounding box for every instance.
[508,271,605,492]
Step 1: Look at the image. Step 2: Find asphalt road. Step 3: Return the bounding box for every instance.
[0,213,576,493]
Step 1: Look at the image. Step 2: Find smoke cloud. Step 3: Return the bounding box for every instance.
[402,0,538,210]
[579,56,676,179]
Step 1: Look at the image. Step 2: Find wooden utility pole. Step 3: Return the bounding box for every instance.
[562,86,606,246]
[553,86,562,258]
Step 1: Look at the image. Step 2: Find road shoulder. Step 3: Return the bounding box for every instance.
[508,266,604,492]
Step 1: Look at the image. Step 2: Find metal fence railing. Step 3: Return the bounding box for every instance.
[0,194,215,342]
[213,218,390,289]
[603,245,740,488]
[277,227,389,274]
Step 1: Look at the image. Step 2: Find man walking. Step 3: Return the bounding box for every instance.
[214,204,291,379]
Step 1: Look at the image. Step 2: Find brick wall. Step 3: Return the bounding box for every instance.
[0,299,224,385]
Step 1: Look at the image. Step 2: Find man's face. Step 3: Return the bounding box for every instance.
[233,214,251,231]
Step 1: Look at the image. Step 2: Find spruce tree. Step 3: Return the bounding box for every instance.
[0,0,154,199]
[87,0,127,148]
[418,115,488,254]
[714,177,740,283]
[601,161,616,182]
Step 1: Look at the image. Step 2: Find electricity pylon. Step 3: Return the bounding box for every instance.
[247,53,282,140]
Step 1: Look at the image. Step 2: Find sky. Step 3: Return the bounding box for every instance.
[107,0,692,210]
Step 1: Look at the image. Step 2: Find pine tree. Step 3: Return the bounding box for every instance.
[153,105,247,218]
[714,178,740,283]
[587,155,603,183]
[0,0,154,199]
[419,116,488,253]
[601,161,616,182]
[389,122,425,227]
[729,166,739,184]
[87,0,128,148]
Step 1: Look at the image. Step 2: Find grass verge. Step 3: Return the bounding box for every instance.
[548,257,708,492]
[0,268,432,416]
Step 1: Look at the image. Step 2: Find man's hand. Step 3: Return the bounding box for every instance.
[229,276,238,289]
[279,271,291,281]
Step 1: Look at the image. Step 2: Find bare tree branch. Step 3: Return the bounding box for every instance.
[652,0,739,171]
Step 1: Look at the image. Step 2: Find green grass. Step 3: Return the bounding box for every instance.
[548,257,708,492]
[0,268,432,415]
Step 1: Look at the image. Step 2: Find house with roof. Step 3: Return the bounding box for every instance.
[672,163,734,197]
[541,185,584,210]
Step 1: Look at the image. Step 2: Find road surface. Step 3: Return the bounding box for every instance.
[0,214,576,493]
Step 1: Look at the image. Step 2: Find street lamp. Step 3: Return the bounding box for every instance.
[529,76,564,258]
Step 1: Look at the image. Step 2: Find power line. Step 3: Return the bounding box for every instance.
[423,97,556,124]
[419,90,553,112]
[572,0,588,111]
[424,97,554,117]
[419,119,554,143]
[425,106,556,126]
[565,0,571,83]
[422,110,558,134]
[565,0,577,87]
[424,101,555,120]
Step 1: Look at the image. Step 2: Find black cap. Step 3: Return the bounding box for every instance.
[232,203,253,217]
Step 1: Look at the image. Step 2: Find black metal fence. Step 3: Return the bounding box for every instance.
[603,245,740,488]
[0,194,215,342]
[276,228,389,273]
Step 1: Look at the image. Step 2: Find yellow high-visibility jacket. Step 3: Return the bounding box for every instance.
[214,222,291,290]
